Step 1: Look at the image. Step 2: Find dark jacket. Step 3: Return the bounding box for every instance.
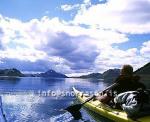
[111,75,146,94]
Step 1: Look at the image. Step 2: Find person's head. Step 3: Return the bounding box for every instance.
[121,65,133,76]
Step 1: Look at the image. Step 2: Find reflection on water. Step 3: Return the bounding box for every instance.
[0,77,112,122]
[0,77,20,85]
[3,94,44,122]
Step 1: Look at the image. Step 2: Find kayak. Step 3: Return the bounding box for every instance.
[0,96,7,122]
[73,87,150,122]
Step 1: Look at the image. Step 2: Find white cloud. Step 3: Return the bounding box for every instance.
[60,0,91,12]
[60,4,80,11]
[0,48,47,62]
[0,14,149,74]
[94,47,148,72]
[45,11,49,14]
[140,40,150,57]
[83,0,91,6]
[73,0,150,34]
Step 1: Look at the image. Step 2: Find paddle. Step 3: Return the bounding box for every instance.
[65,83,117,120]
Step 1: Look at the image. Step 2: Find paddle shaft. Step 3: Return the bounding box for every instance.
[82,83,117,105]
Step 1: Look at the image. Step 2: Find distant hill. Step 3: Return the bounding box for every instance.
[134,62,150,75]
[78,73,103,79]
[102,69,120,81]
[134,62,150,88]
[0,68,24,77]
[0,68,67,78]
[75,69,120,81]
[39,69,68,78]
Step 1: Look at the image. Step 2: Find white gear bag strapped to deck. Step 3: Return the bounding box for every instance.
[114,89,150,118]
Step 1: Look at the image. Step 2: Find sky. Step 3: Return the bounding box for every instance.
[0,0,150,76]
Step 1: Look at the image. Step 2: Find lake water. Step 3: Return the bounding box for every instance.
[0,77,113,122]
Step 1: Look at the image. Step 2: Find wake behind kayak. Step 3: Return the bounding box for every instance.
[50,112,74,122]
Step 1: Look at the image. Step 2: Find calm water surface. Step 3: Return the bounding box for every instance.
[0,77,113,122]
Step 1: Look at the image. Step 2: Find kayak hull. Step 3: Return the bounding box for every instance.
[73,87,150,122]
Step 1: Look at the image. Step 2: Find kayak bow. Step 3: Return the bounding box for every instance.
[73,87,150,122]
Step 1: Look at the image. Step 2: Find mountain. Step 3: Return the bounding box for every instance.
[134,62,150,88]
[39,69,68,78]
[0,68,24,77]
[102,69,120,81]
[134,62,150,75]
[75,69,120,81]
[78,73,103,79]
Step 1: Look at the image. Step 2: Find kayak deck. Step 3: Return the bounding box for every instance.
[73,87,150,122]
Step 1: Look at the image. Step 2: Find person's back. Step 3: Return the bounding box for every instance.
[111,65,146,95]
[111,65,147,113]
[95,65,146,106]
[132,75,146,90]
[113,75,133,94]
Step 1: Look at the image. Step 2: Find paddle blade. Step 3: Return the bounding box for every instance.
[65,104,82,120]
